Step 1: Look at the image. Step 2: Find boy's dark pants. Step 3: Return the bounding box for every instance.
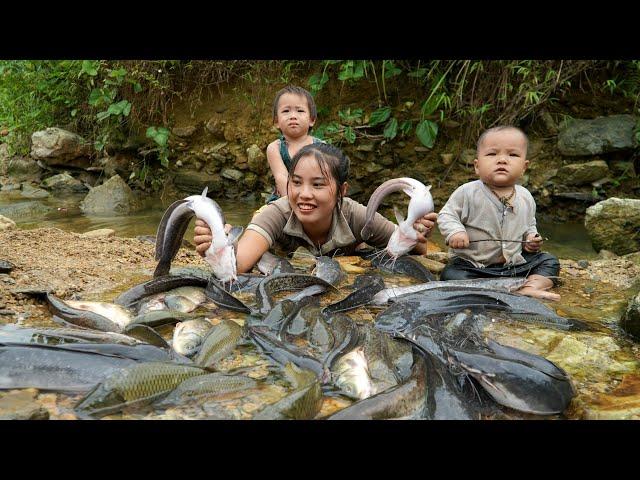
[440,251,560,285]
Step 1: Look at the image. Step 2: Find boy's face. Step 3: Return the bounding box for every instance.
[275,93,315,139]
[474,129,529,189]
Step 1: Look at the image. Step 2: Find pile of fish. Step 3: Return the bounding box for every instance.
[0,184,583,420]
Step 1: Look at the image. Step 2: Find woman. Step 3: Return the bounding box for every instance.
[194,143,437,273]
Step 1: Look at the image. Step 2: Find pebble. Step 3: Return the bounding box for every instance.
[0,309,15,315]
[577,260,590,268]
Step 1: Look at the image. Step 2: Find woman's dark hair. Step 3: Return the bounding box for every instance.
[272,85,317,122]
[288,143,350,207]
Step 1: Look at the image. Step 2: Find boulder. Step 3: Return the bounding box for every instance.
[41,173,88,193]
[30,127,92,168]
[0,214,16,231]
[97,153,136,178]
[20,184,49,199]
[558,115,638,156]
[205,115,226,138]
[0,201,52,220]
[173,169,224,195]
[5,157,42,181]
[80,175,141,215]
[555,160,610,186]
[621,292,640,340]
[585,198,640,254]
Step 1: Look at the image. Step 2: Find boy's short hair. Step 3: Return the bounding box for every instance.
[477,126,529,156]
[272,85,317,121]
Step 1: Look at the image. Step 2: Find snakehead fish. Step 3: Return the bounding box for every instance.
[114,275,209,309]
[154,186,242,282]
[255,273,337,316]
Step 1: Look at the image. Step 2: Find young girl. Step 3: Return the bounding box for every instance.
[265,85,324,204]
[195,143,438,273]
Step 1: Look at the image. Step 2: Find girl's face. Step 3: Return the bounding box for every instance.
[275,93,315,139]
[287,154,339,227]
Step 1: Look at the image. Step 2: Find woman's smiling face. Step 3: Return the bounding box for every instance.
[287,154,339,228]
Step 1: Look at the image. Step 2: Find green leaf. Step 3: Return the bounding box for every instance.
[344,126,356,144]
[109,68,127,78]
[308,72,329,94]
[383,60,402,78]
[133,82,143,93]
[146,126,170,147]
[80,60,98,77]
[369,107,392,127]
[408,68,428,78]
[400,120,413,136]
[416,120,438,148]
[383,117,398,140]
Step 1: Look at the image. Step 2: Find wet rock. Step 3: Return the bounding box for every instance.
[555,160,610,186]
[205,115,226,138]
[557,115,639,156]
[0,390,50,420]
[243,172,258,189]
[459,148,476,166]
[247,144,265,173]
[80,175,141,215]
[584,374,640,420]
[0,309,16,315]
[412,256,446,273]
[610,160,636,178]
[80,228,115,238]
[621,291,640,340]
[547,335,634,376]
[20,184,49,199]
[31,127,91,168]
[173,169,223,195]
[577,260,590,268]
[5,157,43,181]
[0,260,14,273]
[172,125,198,138]
[221,168,244,181]
[0,214,16,231]
[585,198,640,255]
[426,251,453,263]
[365,162,384,174]
[41,173,88,193]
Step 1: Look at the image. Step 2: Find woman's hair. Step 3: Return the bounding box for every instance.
[272,85,317,122]
[288,143,350,207]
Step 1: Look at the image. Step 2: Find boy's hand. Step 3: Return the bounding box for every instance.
[413,212,438,243]
[194,220,232,257]
[524,233,543,253]
[448,231,469,249]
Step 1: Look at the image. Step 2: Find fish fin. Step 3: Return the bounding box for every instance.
[227,226,244,246]
[393,205,405,225]
[201,186,209,198]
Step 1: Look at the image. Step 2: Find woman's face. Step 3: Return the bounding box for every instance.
[287,154,338,228]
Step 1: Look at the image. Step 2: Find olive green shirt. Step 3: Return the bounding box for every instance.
[246,196,396,256]
[437,180,539,267]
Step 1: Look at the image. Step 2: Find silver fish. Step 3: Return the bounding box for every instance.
[172,319,213,357]
[332,347,375,400]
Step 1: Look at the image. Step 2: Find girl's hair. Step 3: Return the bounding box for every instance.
[272,85,317,121]
[477,125,529,156]
[288,143,350,207]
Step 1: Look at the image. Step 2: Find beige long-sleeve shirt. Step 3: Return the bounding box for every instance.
[437,180,539,267]
[246,197,397,256]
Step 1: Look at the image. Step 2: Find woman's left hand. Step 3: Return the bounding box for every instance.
[413,212,438,243]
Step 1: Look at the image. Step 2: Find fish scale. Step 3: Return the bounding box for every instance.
[76,362,207,416]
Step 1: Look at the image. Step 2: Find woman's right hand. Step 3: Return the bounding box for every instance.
[194,219,213,257]
[448,231,469,249]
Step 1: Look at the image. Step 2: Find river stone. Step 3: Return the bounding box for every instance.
[31,127,91,168]
[621,291,640,340]
[205,115,226,138]
[5,156,43,181]
[80,175,141,215]
[20,184,49,199]
[557,115,639,156]
[247,144,265,173]
[172,125,198,138]
[81,228,116,238]
[555,160,610,186]
[41,173,88,193]
[0,214,15,231]
[0,201,53,220]
[585,198,640,255]
[583,374,640,420]
[174,169,224,194]
[221,168,243,181]
[0,390,49,420]
[546,335,633,376]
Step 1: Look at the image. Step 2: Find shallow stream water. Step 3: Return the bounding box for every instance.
[2,191,639,420]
